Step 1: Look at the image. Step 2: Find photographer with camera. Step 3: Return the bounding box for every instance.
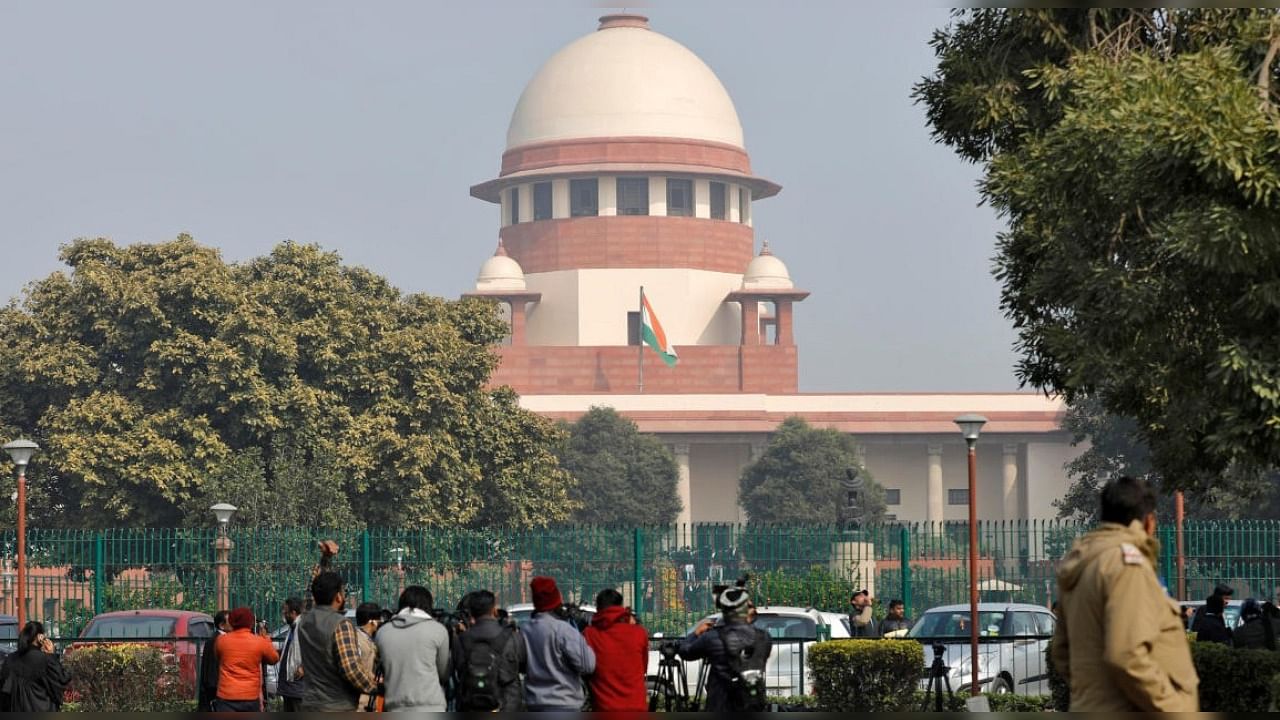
[849,590,880,638]
[456,590,526,712]
[583,588,648,711]
[375,585,451,712]
[678,581,771,712]
[522,576,596,712]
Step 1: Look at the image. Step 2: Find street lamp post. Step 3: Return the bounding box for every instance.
[210,503,237,612]
[954,414,987,698]
[3,439,38,627]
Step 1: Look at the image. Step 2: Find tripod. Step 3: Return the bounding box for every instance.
[921,643,955,712]
[649,650,691,712]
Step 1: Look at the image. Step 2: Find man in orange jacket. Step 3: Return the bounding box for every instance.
[214,607,280,712]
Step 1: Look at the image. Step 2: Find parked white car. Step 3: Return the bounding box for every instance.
[909,602,1056,696]
[647,606,851,700]
[505,602,597,629]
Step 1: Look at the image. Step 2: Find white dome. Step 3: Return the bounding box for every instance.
[475,243,527,292]
[506,15,745,150]
[742,242,793,290]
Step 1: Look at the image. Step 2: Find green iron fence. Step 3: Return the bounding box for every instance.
[3,520,1279,638]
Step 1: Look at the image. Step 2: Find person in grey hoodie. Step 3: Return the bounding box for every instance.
[521,576,596,712]
[374,585,451,712]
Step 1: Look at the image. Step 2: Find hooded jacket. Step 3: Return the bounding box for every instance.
[1052,520,1198,711]
[521,611,596,709]
[583,606,649,711]
[374,609,450,711]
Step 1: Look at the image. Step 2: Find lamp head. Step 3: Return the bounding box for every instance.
[210,503,237,526]
[2,439,39,469]
[953,414,988,443]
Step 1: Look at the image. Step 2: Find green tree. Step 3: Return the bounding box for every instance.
[1056,395,1280,521]
[558,406,680,525]
[917,9,1280,492]
[0,236,574,528]
[738,416,884,525]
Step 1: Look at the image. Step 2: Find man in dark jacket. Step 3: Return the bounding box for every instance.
[0,621,70,712]
[456,590,525,711]
[1232,599,1280,649]
[198,610,231,711]
[678,585,772,712]
[296,572,378,711]
[880,599,911,636]
[583,588,649,711]
[1192,593,1233,645]
[849,590,880,638]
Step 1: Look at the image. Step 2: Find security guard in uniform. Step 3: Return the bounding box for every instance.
[1052,475,1198,711]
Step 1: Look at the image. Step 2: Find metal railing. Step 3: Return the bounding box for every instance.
[2,520,1277,640]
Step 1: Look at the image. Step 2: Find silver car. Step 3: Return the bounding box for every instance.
[909,602,1056,696]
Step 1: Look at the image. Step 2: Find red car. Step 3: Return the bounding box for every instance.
[73,610,216,688]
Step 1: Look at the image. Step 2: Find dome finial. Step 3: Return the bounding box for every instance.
[495,238,509,257]
[760,240,773,256]
[598,13,649,31]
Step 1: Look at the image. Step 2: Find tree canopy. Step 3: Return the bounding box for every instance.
[0,236,573,528]
[738,416,884,525]
[558,406,680,525]
[917,9,1280,492]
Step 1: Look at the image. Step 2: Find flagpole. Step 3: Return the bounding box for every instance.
[638,285,645,393]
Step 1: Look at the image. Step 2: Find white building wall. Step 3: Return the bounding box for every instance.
[694,179,711,219]
[518,184,533,223]
[599,176,617,216]
[649,176,666,216]
[522,269,744,346]
[728,182,740,222]
[689,443,749,523]
[523,270,581,345]
[1026,439,1079,520]
[862,444,928,521]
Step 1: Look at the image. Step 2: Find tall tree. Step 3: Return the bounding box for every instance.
[1056,395,1280,522]
[558,406,680,525]
[917,10,1280,493]
[739,417,884,525]
[0,236,574,528]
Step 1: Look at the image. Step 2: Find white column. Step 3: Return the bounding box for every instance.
[517,184,532,223]
[694,179,711,218]
[740,187,752,226]
[551,179,569,219]
[674,443,692,527]
[927,443,944,524]
[499,188,510,228]
[728,183,740,222]
[649,176,666,216]
[1003,443,1020,521]
[599,177,617,216]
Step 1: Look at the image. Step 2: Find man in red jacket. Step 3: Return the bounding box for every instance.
[583,588,649,711]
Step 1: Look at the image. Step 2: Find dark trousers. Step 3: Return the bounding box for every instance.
[281,695,303,712]
[212,698,262,712]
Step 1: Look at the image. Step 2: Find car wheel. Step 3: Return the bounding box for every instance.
[990,676,1013,695]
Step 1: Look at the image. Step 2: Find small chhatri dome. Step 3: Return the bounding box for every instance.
[475,240,527,291]
[742,241,793,290]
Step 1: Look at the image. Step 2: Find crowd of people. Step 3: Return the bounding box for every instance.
[196,547,775,713]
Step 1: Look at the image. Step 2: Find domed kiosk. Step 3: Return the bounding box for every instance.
[470,13,803,395]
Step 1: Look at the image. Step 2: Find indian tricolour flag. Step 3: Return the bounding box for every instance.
[640,290,678,367]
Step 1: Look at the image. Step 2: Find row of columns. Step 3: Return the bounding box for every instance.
[926,442,1020,523]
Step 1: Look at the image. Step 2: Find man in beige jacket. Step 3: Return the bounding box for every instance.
[1052,475,1198,711]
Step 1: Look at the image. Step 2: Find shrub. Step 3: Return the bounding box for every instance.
[810,639,923,711]
[1043,639,1069,711]
[1192,641,1280,712]
[64,643,191,711]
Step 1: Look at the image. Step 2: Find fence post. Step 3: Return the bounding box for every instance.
[633,528,644,616]
[361,530,372,602]
[93,531,105,613]
[900,525,912,618]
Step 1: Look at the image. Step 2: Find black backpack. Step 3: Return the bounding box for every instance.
[459,627,516,711]
[718,627,767,711]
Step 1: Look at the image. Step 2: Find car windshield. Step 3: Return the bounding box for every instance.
[83,617,177,639]
[908,610,1008,638]
[0,624,16,641]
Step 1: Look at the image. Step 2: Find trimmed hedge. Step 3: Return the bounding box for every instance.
[64,643,191,712]
[1192,642,1280,712]
[810,639,923,711]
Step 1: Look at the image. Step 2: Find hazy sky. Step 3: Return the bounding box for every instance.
[0,2,1022,393]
